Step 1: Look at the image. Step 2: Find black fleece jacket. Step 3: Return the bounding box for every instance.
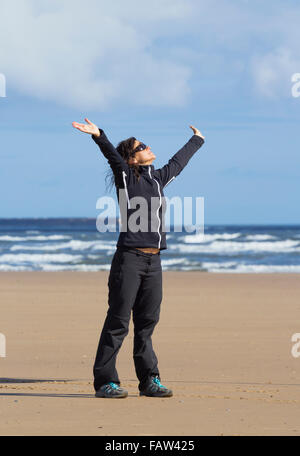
[92,129,205,250]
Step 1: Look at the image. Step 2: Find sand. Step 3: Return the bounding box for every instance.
[1,271,300,436]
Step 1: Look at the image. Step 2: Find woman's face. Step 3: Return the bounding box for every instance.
[130,140,156,165]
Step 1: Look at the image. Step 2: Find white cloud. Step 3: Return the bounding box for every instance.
[250,47,299,99]
[0,0,193,110]
[1,0,300,109]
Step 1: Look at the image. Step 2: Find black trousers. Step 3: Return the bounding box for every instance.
[93,246,162,392]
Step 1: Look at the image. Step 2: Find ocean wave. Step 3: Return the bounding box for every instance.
[0,263,110,271]
[0,253,82,264]
[40,264,111,271]
[0,264,28,271]
[244,234,277,241]
[161,258,201,269]
[161,261,300,273]
[201,261,238,270]
[1,260,299,273]
[169,239,300,254]
[10,239,116,252]
[0,235,72,242]
[213,264,300,273]
[161,258,186,266]
[180,232,241,243]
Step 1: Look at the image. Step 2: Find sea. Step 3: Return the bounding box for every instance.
[0,218,300,273]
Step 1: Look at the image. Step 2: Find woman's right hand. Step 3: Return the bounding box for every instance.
[189,125,205,140]
[72,118,100,137]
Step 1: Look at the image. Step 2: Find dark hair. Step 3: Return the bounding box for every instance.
[105,137,142,193]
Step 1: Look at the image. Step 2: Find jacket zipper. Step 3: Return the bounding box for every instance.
[122,171,131,209]
[164,176,175,188]
[148,167,162,249]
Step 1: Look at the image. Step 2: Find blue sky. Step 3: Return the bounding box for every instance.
[1,0,300,224]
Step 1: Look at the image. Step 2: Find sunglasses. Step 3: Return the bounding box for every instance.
[132,142,148,154]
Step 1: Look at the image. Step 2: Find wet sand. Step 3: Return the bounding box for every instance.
[1,271,300,436]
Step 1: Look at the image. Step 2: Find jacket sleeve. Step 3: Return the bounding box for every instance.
[153,135,205,188]
[92,128,129,176]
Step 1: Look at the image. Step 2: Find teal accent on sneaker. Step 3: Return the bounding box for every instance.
[95,382,128,398]
[139,375,173,397]
[108,382,118,389]
[152,377,166,388]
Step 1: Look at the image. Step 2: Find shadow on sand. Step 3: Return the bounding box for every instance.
[0,378,72,384]
[0,378,138,398]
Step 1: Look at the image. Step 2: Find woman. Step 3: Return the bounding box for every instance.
[72,118,205,398]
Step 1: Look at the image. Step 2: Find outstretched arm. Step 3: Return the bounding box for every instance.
[72,118,129,175]
[153,125,205,188]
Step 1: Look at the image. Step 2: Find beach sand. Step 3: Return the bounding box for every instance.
[1,271,300,436]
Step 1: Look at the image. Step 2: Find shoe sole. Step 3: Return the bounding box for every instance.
[139,390,173,398]
[95,391,128,398]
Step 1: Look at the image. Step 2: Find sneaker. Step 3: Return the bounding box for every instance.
[139,375,173,397]
[95,382,128,398]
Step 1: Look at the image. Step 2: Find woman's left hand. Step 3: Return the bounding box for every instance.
[189,125,205,140]
[72,118,100,136]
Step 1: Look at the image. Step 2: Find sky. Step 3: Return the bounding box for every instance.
[0,0,300,224]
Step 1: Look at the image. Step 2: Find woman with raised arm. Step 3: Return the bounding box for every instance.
[72,118,205,398]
